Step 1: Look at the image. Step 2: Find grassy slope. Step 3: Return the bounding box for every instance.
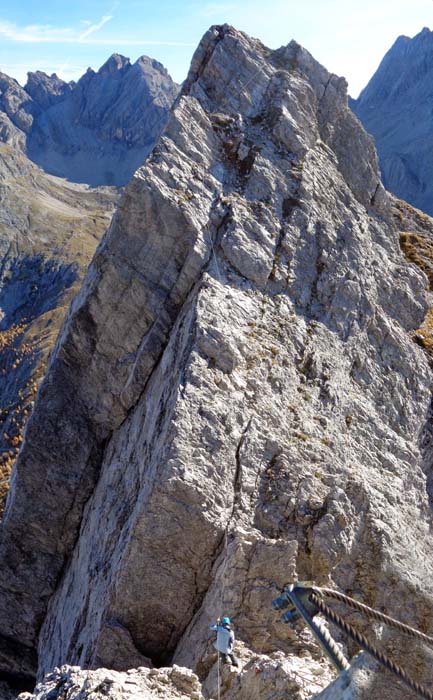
[0,143,119,513]
[393,196,433,356]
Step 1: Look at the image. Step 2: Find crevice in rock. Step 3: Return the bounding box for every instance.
[237,146,260,179]
[231,416,253,520]
[282,196,301,219]
[370,182,381,206]
[320,75,333,101]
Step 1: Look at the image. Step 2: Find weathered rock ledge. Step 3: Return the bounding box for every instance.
[17,665,203,700]
[17,652,334,700]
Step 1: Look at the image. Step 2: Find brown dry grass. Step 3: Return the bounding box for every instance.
[0,299,82,515]
[393,198,433,234]
[0,320,40,515]
[0,145,119,516]
[399,231,433,358]
[413,308,433,355]
[400,232,433,290]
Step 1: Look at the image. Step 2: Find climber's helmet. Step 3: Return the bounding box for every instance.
[222,616,231,626]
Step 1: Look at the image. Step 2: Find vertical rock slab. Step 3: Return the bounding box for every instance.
[0,25,432,700]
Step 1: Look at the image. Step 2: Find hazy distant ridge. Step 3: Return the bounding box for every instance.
[352,27,433,215]
[0,53,179,186]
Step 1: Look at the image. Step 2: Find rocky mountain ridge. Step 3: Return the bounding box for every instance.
[352,26,433,215]
[0,22,432,700]
[0,53,179,186]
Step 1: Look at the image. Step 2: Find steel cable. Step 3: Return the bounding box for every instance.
[312,587,433,648]
[310,593,433,700]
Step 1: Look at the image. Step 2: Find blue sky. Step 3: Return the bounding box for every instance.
[1,0,433,96]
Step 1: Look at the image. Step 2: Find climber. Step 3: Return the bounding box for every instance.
[210,616,239,667]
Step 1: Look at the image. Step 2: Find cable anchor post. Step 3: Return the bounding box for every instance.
[272,582,350,673]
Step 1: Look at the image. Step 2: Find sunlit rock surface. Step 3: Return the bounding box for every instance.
[0,24,432,700]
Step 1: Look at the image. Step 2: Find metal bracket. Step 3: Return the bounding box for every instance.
[272,582,350,672]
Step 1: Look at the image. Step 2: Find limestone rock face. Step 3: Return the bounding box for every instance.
[312,654,374,700]
[0,73,36,143]
[25,72,73,110]
[352,27,433,215]
[0,23,432,700]
[0,55,179,186]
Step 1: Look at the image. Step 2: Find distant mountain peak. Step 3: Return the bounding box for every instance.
[25,70,73,109]
[352,27,433,214]
[98,53,131,76]
[135,54,168,75]
[0,53,179,186]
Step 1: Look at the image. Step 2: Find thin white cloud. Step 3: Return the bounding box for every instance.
[79,38,196,46]
[0,20,75,43]
[0,17,195,47]
[54,60,86,81]
[0,61,87,86]
[197,3,237,17]
[79,15,113,41]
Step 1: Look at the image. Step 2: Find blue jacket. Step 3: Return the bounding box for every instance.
[210,622,235,653]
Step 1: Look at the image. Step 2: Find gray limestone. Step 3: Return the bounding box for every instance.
[352,26,433,215]
[0,23,431,700]
[0,55,179,186]
[18,654,332,700]
[25,72,73,110]
[17,665,203,700]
